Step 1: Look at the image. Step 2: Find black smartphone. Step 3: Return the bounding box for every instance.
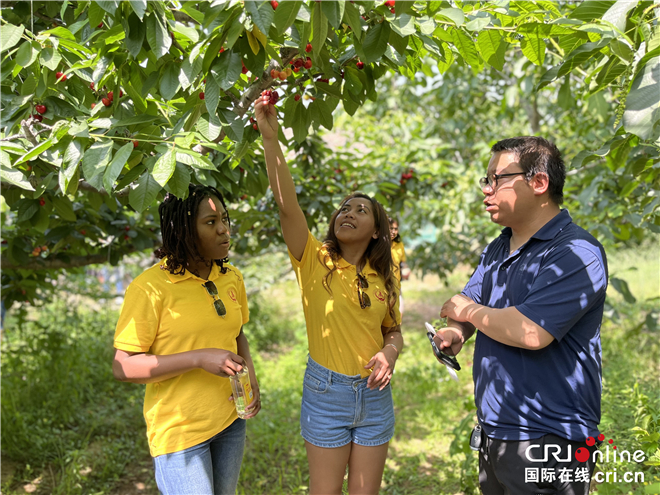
[426,331,461,371]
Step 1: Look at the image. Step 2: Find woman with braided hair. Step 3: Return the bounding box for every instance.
[112,184,260,495]
[255,94,403,495]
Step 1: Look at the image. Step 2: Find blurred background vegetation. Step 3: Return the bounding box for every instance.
[2,237,658,494]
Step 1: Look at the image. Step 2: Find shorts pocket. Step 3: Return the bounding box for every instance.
[303,373,328,393]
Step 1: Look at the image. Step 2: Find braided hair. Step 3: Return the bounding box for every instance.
[155,184,230,275]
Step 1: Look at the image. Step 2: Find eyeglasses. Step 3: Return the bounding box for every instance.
[202,280,227,317]
[357,274,371,309]
[479,172,526,189]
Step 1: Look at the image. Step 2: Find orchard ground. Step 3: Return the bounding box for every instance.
[1,241,659,495]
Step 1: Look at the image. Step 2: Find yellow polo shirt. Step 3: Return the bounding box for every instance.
[289,231,400,378]
[114,259,249,457]
[391,240,406,281]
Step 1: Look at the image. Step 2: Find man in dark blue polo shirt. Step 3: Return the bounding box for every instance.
[435,137,607,495]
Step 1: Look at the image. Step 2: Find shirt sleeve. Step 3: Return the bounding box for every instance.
[288,230,322,287]
[515,241,607,341]
[114,282,161,352]
[462,251,486,305]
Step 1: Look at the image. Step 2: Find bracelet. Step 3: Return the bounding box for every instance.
[385,343,399,355]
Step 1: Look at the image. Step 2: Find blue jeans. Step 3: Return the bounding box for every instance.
[153,418,246,495]
[300,355,395,448]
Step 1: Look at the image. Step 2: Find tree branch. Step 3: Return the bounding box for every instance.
[1,245,150,271]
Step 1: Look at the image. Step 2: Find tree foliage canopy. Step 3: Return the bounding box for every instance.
[2,0,659,306]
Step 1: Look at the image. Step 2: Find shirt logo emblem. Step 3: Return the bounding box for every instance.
[227,288,238,303]
[374,289,386,303]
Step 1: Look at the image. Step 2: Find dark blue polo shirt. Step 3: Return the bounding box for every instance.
[462,209,608,441]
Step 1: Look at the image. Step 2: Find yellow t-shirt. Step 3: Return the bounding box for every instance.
[391,240,406,281]
[114,259,249,457]
[289,231,400,378]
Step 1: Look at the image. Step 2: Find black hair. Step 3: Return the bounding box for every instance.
[388,216,401,243]
[154,184,230,275]
[491,137,565,205]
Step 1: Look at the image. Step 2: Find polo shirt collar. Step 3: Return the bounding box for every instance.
[499,209,572,242]
[161,258,222,284]
[335,256,378,276]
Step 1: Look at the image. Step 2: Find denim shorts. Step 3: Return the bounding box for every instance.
[300,355,395,448]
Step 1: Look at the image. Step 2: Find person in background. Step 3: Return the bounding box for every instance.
[256,93,403,495]
[435,137,607,495]
[389,217,409,316]
[112,184,260,495]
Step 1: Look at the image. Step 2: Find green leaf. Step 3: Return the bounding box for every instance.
[17,200,39,223]
[557,38,610,78]
[38,47,62,71]
[82,139,113,180]
[343,2,362,40]
[88,1,105,28]
[451,29,480,68]
[164,162,191,198]
[362,22,391,64]
[1,23,24,52]
[610,276,637,303]
[51,195,77,222]
[159,64,180,100]
[129,170,161,212]
[115,115,163,127]
[310,98,333,130]
[146,12,172,60]
[211,51,242,91]
[60,139,83,194]
[152,149,176,187]
[0,166,34,191]
[15,139,54,165]
[569,1,614,22]
[97,0,119,15]
[623,56,660,140]
[245,1,275,39]
[437,8,464,26]
[311,2,328,59]
[521,34,546,66]
[205,76,221,115]
[477,30,505,71]
[322,0,344,30]
[126,13,146,58]
[175,149,217,170]
[465,16,490,32]
[601,0,638,32]
[128,0,147,20]
[103,142,134,193]
[274,0,302,35]
[391,14,416,37]
[16,41,37,68]
[172,22,199,43]
[197,112,222,141]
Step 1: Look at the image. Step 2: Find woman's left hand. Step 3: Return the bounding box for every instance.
[229,382,261,418]
[365,346,397,391]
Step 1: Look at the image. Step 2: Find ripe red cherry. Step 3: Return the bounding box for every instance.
[132,140,139,148]
[304,57,312,69]
[91,102,96,109]
[294,58,304,68]
[124,235,130,241]
[90,82,95,90]
[39,197,46,206]
[294,94,301,101]
[253,123,258,130]
[35,104,47,114]
[269,91,279,105]
[199,92,205,99]
[385,0,395,6]
[219,47,225,53]
[108,91,114,101]
[32,114,43,122]
[80,230,87,235]
[55,72,66,81]
[119,90,123,98]
[293,67,300,73]
[356,60,364,69]
[390,7,395,13]
[270,0,278,9]
[97,22,103,28]
[102,97,111,107]
[241,62,248,74]
[305,43,312,53]
[125,225,131,231]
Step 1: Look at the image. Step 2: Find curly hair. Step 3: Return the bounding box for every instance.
[319,192,399,325]
[154,184,230,275]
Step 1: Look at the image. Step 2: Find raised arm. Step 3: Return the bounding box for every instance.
[254,94,308,260]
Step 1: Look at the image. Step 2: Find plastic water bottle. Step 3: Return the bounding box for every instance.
[229,367,254,419]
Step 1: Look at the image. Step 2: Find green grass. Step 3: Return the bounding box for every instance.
[2,244,658,494]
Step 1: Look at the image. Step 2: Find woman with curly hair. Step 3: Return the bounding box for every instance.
[255,94,403,495]
[112,184,260,495]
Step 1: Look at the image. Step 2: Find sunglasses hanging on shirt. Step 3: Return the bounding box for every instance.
[203,280,227,318]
